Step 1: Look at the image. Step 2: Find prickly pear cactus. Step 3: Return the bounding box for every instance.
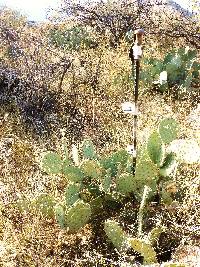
[134,154,158,196]
[41,152,62,174]
[65,200,91,232]
[116,173,136,196]
[159,118,178,144]
[148,226,166,246]
[104,220,128,251]
[82,139,96,160]
[101,150,129,177]
[65,183,80,206]
[101,169,112,193]
[54,203,66,228]
[147,131,165,167]
[63,165,84,183]
[80,159,102,179]
[159,152,177,177]
[129,238,157,264]
[33,194,55,218]
[161,190,173,205]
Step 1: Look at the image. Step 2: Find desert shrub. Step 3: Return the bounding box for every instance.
[49,25,97,50]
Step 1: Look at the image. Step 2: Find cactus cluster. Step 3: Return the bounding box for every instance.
[140,47,200,93]
[40,140,132,231]
[37,118,197,239]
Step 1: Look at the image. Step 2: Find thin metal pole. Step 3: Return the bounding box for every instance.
[133,59,140,153]
[129,28,144,172]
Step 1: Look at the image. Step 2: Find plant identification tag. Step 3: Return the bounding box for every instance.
[133,44,142,60]
[127,145,136,157]
[121,102,136,114]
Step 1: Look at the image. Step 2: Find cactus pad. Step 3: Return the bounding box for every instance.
[159,118,178,144]
[63,165,84,182]
[54,203,66,228]
[159,152,177,177]
[134,156,158,200]
[101,150,129,177]
[34,194,55,218]
[80,159,102,179]
[129,238,157,264]
[65,200,91,232]
[147,131,165,166]
[101,170,112,193]
[82,139,96,159]
[104,220,128,251]
[148,226,166,246]
[65,183,80,206]
[116,173,136,195]
[41,152,62,174]
[135,156,158,186]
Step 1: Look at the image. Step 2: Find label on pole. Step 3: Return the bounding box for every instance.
[159,71,168,85]
[133,44,142,60]
[121,102,136,114]
[127,145,136,157]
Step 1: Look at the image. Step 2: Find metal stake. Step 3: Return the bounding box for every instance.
[129,29,144,170]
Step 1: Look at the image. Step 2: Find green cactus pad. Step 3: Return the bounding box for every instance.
[101,170,112,193]
[159,118,178,144]
[101,150,129,177]
[90,196,103,214]
[147,131,165,166]
[63,165,84,182]
[65,200,91,232]
[104,220,128,251]
[135,157,158,186]
[34,194,55,218]
[82,139,96,159]
[41,152,62,174]
[65,183,80,206]
[129,238,157,264]
[159,153,177,177]
[116,173,136,195]
[80,159,102,179]
[161,190,173,205]
[62,158,73,168]
[54,203,66,228]
[134,156,158,200]
[148,226,166,246]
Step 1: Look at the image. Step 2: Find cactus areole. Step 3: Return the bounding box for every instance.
[129,28,144,169]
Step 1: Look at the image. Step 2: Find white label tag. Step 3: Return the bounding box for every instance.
[133,45,142,59]
[121,102,135,114]
[127,145,136,157]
